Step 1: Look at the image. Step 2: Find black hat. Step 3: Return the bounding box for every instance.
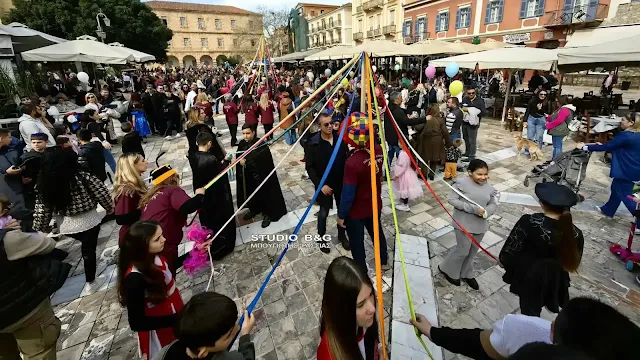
[535,182,578,209]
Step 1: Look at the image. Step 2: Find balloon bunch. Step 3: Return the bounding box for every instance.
[183,224,213,276]
[445,62,463,98]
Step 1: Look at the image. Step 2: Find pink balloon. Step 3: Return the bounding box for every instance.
[425,65,436,79]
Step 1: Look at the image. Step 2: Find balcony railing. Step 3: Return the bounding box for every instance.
[366,30,375,38]
[353,32,364,40]
[402,32,429,44]
[544,4,608,27]
[374,27,382,36]
[329,19,342,28]
[333,38,342,44]
[383,24,395,35]
[319,24,326,30]
[363,0,383,12]
[356,5,362,13]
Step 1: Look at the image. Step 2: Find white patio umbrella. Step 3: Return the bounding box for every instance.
[476,38,512,51]
[430,47,557,71]
[557,33,640,71]
[411,39,454,55]
[304,45,351,61]
[21,39,135,64]
[108,42,155,62]
[0,22,67,53]
[431,47,558,122]
[444,40,483,54]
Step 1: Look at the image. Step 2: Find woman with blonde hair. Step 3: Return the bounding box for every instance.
[113,153,148,246]
[184,107,225,161]
[258,92,276,140]
[578,112,640,228]
[139,165,205,275]
[196,93,213,123]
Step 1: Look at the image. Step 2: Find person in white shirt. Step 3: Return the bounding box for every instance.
[410,297,638,360]
[18,103,56,151]
[184,83,198,113]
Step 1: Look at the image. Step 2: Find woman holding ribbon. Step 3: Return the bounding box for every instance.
[439,159,498,291]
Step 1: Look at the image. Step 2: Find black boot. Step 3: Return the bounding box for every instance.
[243,211,256,221]
[261,216,271,228]
[338,227,350,250]
[317,239,330,253]
[439,266,460,286]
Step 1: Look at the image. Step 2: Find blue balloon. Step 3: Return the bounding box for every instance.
[445,62,459,78]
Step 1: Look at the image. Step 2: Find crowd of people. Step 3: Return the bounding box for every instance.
[0,61,638,360]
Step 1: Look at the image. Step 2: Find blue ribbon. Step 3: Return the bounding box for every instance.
[228,53,364,348]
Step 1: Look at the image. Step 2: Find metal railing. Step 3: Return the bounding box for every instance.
[353,32,364,40]
[366,30,375,38]
[356,5,362,13]
[374,27,382,36]
[363,0,383,12]
[383,24,395,35]
[544,3,608,27]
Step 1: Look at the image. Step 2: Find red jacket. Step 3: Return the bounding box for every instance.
[259,103,275,124]
[317,329,378,360]
[223,101,239,125]
[244,103,259,125]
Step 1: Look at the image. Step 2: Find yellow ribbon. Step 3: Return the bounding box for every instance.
[368,57,435,360]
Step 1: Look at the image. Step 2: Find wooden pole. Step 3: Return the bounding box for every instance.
[502,70,513,123]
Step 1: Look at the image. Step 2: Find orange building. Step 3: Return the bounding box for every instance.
[402,0,611,49]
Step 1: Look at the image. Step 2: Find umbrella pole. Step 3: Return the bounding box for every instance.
[419,57,424,83]
[501,70,513,123]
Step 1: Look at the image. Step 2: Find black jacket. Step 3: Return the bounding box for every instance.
[305,132,349,208]
[460,96,487,124]
[78,142,107,182]
[121,131,145,158]
[386,103,426,146]
[0,229,70,329]
[524,97,551,121]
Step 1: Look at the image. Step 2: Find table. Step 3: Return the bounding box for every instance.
[590,116,622,134]
[482,97,496,109]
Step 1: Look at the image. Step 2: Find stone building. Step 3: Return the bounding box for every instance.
[0,0,12,21]
[308,3,353,49]
[289,3,340,52]
[146,1,263,67]
[352,0,404,44]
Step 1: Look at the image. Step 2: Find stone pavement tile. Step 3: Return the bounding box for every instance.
[52,275,87,306]
[79,332,114,360]
[475,267,507,298]
[432,230,458,249]
[407,212,434,225]
[57,343,85,360]
[390,320,443,360]
[59,322,93,350]
[475,290,518,323]
[253,327,275,357]
[263,299,289,324]
[299,329,320,359]
[428,225,454,240]
[291,307,318,334]
[283,290,310,315]
[89,314,119,341]
[275,338,306,360]
[55,298,82,326]
[427,217,451,230]
[269,316,297,348]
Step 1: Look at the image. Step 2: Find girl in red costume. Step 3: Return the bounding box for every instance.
[317,256,380,360]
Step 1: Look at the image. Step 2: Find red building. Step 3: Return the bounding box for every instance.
[402,0,611,49]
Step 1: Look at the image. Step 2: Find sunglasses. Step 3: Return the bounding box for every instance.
[467,92,476,95]
[539,93,547,96]
[320,122,332,128]
[87,95,96,99]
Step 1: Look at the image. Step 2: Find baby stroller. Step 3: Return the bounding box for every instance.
[523,149,591,197]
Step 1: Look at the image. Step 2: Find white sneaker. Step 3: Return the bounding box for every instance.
[164,135,174,140]
[174,133,182,138]
[396,203,410,212]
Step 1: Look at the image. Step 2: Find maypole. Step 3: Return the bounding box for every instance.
[363,53,388,360]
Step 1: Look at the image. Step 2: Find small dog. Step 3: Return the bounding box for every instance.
[514,134,544,161]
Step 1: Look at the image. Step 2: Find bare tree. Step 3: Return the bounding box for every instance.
[256,5,290,57]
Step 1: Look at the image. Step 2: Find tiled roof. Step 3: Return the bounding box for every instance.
[145,1,259,16]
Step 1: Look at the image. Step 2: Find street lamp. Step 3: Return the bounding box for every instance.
[96,10,111,42]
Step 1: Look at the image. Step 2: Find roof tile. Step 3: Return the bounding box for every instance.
[145,1,259,16]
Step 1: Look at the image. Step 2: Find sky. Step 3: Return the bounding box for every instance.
[145,0,346,12]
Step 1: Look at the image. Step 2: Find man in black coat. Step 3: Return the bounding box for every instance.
[305,112,350,253]
[0,224,70,359]
[151,85,167,135]
[141,83,156,134]
[386,91,426,166]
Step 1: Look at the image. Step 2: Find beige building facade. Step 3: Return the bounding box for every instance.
[351,0,404,44]
[308,3,353,49]
[146,1,263,67]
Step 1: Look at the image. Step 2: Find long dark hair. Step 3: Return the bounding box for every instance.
[319,257,379,360]
[117,220,167,305]
[37,147,80,212]
[541,201,581,272]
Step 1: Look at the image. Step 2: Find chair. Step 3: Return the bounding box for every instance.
[577,112,595,143]
[494,97,505,119]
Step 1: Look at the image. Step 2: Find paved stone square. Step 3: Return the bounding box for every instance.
[51,113,640,360]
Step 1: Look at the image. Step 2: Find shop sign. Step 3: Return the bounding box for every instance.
[503,33,531,44]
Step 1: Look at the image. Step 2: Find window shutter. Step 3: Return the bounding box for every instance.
[498,0,504,22]
[445,12,450,30]
[436,13,440,31]
[485,2,492,24]
[537,0,546,17]
[520,0,527,18]
[562,0,572,11]
[414,19,419,37]
[587,0,599,20]
[456,8,461,29]
[467,8,472,27]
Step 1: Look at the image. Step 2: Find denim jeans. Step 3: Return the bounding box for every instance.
[461,124,478,159]
[104,148,116,172]
[387,144,401,167]
[527,115,545,147]
[551,135,564,159]
[601,178,639,227]
[345,214,389,271]
[284,129,297,145]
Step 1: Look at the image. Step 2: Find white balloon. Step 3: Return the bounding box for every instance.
[324,68,331,77]
[47,107,60,117]
[77,72,89,83]
[372,65,377,73]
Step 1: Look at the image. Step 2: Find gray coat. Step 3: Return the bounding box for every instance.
[448,176,497,234]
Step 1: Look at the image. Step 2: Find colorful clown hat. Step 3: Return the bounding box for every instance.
[151,164,177,185]
[344,112,371,149]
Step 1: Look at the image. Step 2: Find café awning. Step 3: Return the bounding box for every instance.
[558,33,640,71]
[564,24,640,48]
[22,39,135,64]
